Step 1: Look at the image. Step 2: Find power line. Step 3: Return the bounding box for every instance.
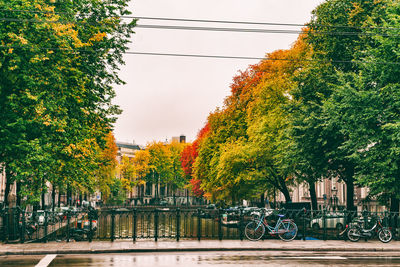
[1,8,400,31]
[1,45,399,65]
[126,51,264,60]
[134,24,397,37]
[0,17,398,38]
[131,16,400,32]
[123,52,400,65]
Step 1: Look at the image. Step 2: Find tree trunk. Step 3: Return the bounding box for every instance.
[279,178,291,203]
[260,193,265,208]
[4,171,11,206]
[41,190,45,210]
[345,176,355,211]
[58,188,61,208]
[390,195,400,213]
[16,181,21,207]
[308,181,318,211]
[41,176,45,209]
[67,185,71,206]
[52,184,56,211]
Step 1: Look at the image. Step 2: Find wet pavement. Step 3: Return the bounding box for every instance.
[2,251,400,267]
[1,239,400,255]
[1,240,400,266]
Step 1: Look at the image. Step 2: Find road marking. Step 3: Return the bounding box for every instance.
[276,256,346,260]
[35,254,57,267]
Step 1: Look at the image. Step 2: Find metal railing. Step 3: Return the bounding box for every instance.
[1,207,399,243]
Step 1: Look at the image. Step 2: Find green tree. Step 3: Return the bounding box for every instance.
[321,0,400,212]
[167,141,187,200]
[95,132,118,203]
[0,0,135,205]
[146,142,173,200]
[289,0,383,211]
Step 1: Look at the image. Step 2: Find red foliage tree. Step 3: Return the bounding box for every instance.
[180,123,210,197]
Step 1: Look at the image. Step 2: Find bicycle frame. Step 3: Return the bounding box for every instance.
[255,212,290,235]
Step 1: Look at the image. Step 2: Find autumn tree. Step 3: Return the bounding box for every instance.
[96,132,118,203]
[164,141,186,202]
[194,44,307,204]
[132,149,150,201]
[181,124,210,197]
[0,0,135,205]
[145,142,173,200]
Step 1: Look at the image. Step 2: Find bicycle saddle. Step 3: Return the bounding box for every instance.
[278,214,285,218]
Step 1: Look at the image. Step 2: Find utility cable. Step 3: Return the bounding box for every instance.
[0,17,398,38]
[0,8,400,31]
[1,45,399,65]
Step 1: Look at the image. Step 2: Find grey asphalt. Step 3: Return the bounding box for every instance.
[0,240,399,256]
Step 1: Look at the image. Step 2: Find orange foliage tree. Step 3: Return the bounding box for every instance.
[180,124,210,197]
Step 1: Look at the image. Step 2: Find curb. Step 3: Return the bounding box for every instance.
[2,246,400,256]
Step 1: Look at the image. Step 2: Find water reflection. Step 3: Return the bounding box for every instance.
[48,252,400,267]
[96,211,240,240]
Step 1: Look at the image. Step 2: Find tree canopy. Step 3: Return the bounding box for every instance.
[0,0,135,205]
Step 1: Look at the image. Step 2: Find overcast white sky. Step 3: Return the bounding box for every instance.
[112,0,324,146]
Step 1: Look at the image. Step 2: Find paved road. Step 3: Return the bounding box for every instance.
[2,251,400,267]
[1,240,400,266]
[1,240,400,255]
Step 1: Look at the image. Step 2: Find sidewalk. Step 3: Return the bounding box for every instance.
[0,240,399,255]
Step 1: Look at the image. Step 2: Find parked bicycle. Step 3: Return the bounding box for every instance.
[244,208,298,241]
[18,220,38,240]
[347,215,392,243]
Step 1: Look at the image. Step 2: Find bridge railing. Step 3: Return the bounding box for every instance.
[1,207,399,243]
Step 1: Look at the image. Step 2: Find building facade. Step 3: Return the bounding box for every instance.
[275,178,384,212]
[116,137,193,205]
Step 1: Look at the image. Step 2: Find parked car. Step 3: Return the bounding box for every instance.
[55,207,70,220]
[199,204,218,219]
[36,210,46,226]
[311,212,345,231]
[221,206,243,227]
[222,212,239,227]
[70,218,98,241]
[243,207,261,219]
[69,207,80,215]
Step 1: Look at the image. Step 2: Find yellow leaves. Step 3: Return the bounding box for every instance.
[203,192,212,200]
[121,178,131,190]
[43,119,51,126]
[51,23,87,48]
[64,143,77,155]
[8,48,13,54]
[89,32,107,43]
[64,139,97,159]
[81,108,90,115]
[34,104,45,116]
[8,33,28,45]
[30,55,50,63]
[25,91,38,101]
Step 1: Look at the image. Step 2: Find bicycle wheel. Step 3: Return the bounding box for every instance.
[277,220,298,241]
[347,227,360,242]
[245,220,265,241]
[378,228,392,243]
